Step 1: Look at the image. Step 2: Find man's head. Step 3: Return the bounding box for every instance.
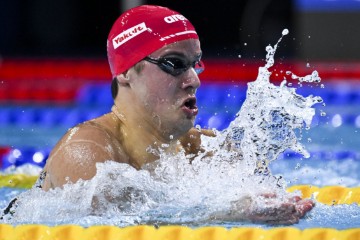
[107,5,203,138]
[107,5,199,79]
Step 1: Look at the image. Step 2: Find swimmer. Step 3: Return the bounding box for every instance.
[37,5,313,224]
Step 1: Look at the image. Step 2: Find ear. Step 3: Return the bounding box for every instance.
[116,71,130,86]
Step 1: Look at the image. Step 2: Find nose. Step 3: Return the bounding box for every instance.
[181,68,201,92]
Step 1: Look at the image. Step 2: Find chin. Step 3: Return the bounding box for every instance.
[167,118,194,138]
[180,118,195,132]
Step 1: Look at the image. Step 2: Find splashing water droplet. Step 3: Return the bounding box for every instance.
[282,29,289,35]
[161,143,169,148]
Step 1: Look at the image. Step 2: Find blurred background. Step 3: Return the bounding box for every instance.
[2,0,360,59]
[1,0,292,58]
[0,0,360,169]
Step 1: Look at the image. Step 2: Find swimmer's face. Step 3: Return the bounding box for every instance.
[130,39,202,138]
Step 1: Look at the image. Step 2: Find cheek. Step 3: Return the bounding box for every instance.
[134,68,180,111]
[144,81,179,107]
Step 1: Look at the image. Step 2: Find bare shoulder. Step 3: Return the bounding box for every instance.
[42,116,129,189]
[179,127,216,156]
[51,119,125,162]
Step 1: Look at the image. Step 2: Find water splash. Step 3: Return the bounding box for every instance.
[219,29,322,176]
[2,29,323,226]
[286,70,321,83]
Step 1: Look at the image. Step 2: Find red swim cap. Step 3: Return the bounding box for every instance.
[107,5,199,78]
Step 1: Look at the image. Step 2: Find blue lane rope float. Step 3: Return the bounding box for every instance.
[72,83,360,106]
[1,84,360,128]
[73,82,360,106]
[0,148,50,169]
[0,105,359,130]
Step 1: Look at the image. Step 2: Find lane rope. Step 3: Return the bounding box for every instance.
[0,224,359,240]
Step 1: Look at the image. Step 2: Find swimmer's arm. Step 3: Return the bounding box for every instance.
[210,194,314,225]
[42,140,116,190]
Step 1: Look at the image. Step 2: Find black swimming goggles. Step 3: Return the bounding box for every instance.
[144,56,204,76]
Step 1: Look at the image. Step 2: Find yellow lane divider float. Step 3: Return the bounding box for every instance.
[286,185,360,205]
[1,174,360,240]
[0,225,359,240]
[0,174,38,189]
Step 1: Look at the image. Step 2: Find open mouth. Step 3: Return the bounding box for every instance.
[181,97,198,118]
[183,97,197,110]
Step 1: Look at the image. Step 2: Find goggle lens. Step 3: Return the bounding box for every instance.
[145,57,204,76]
